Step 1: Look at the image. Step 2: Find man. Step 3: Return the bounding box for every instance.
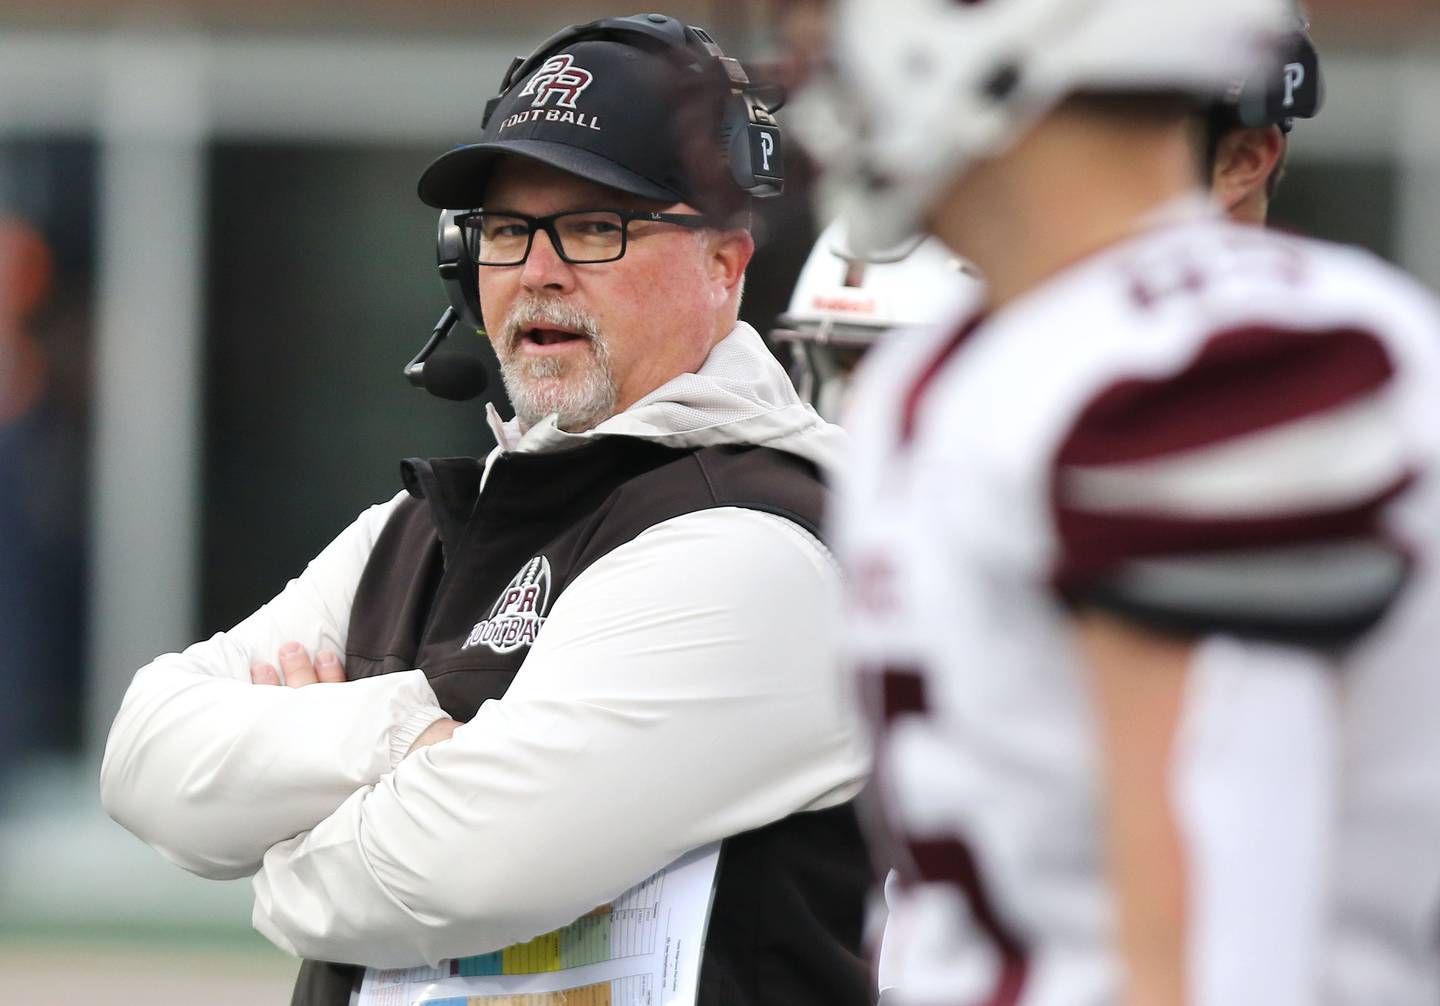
[811,0,1440,1003]
[101,14,870,1006]
[1208,20,1323,224]
[770,30,1319,998]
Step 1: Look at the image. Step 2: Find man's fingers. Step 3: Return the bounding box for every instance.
[278,642,318,688]
[257,643,343,688]
[315,650,347,684]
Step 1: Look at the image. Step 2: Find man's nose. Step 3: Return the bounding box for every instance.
[520,227,574,292]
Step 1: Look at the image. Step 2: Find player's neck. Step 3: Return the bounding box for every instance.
[930,109,1204,311]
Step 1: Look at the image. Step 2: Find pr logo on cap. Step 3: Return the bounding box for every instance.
[520,54,595,110]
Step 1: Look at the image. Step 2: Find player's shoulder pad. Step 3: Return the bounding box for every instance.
[1050,307,1417,646]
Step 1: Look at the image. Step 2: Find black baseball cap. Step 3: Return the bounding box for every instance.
[418,35,722,210]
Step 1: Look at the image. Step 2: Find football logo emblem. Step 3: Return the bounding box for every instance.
[462,556,552,654]
[520,54,594,110]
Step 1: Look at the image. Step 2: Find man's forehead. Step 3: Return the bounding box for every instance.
[483,158,666,211]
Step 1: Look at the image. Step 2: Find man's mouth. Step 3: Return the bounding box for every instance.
[519,326,587,349]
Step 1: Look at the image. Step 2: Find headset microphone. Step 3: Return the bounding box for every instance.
[406,210,491,401]
[405,305,490,402]
[421,352,489,402]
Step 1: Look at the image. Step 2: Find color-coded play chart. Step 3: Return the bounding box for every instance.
[358,845,717,1006]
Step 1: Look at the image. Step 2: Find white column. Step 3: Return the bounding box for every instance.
[86,34,210,755]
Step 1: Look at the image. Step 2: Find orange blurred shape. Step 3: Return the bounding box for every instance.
[0,218,55,325]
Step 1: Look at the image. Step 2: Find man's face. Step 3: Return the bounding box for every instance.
[478,158,737,433]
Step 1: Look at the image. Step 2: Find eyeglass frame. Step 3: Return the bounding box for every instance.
[456,207,713,266]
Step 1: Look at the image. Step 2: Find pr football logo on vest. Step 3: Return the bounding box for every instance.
[463,556,552,654]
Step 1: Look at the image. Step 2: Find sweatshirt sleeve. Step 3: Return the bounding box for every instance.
[100,493,450,880]
[250,507,871,966]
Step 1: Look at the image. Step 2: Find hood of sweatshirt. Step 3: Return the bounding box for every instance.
[485,322,847,474]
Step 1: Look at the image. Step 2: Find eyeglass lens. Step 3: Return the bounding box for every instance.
[466,211,627,265]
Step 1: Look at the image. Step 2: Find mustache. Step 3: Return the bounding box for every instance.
[499,295,601,353]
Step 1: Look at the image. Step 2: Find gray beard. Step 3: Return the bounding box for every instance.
[495,294,618,433]
[498,341,617,433]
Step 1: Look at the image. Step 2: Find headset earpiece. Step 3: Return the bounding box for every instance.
[405,210,489,402]
[436,209,483,333]
[731,94,784,198]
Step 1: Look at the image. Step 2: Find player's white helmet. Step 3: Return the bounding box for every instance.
[771,218,977,422]
[806,0,1292,252]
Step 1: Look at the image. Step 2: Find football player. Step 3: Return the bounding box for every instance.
[769,222,978,421]
[775,19,1317,426]
[813,2,1440,1005]
[1208,18,1323,225]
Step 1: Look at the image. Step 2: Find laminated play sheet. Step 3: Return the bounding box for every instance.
[357,843,719,1006]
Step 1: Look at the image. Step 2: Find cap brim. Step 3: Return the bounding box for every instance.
[417,139,686,209]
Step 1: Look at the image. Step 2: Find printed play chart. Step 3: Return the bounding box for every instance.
[358,844,719,1006]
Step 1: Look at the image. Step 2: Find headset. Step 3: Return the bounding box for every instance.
[1228,29,1323,132]
[408,13,784,401]
[404,209,487,401]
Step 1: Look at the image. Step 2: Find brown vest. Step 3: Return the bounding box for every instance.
[290,438,870,1006]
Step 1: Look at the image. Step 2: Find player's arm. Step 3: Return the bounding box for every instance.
[1054,322,1414,1005]
[1078,613,1344,1006]
[100,493,448,880]
[1075,613,1191,1006]
[249,508,871,966]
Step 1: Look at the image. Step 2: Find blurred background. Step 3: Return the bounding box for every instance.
[0,0,1435,1002]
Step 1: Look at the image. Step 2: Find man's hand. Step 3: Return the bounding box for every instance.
[407,716,460,756]
[251,642,347,687]
[251,642,456,754]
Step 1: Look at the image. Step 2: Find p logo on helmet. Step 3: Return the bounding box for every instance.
[1282,62,1306,109]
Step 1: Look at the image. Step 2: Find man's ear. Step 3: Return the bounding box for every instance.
[1211,125,1285,213]
[707,227,756,299]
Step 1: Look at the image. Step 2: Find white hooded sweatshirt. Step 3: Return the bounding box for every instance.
[100,323,871,967]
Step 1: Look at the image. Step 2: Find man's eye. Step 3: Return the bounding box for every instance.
[491,224,529,239]
[577,220,621,235]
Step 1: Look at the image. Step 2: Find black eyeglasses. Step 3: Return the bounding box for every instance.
[456,208,711,266]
